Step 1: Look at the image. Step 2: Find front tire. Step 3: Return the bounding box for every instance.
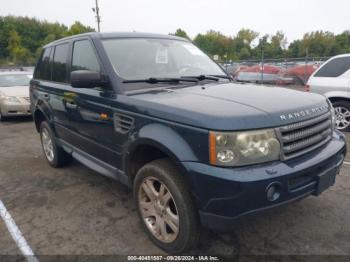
[134,159,200,254]
[332,101,350,132]
[40,121,71,167]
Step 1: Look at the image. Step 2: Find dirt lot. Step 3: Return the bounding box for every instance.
[0,117,349,257]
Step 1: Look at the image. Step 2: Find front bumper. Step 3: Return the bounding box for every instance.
[0,100,31,117]
[182,131,347,231]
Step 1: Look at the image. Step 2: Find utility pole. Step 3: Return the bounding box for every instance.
[260,38,265,84]
[304,47,309,84]
[92,0,101,32]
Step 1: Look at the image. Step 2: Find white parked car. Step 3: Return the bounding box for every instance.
[307,54,350,131]
[0,71,32,121]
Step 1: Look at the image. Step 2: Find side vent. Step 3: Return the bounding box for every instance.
[114,113,134,134]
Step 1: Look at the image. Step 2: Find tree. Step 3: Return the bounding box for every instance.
[287,40,301,58]
[299,31,336,57]
[0,16,95,65]
[7,30,32,64]
[172,28,190,40]
[236,29,259,46]
[64,21,95,36]
[267,31,287,58]
[2,16,350,64]
[271,31,287,49]
[334,31,350,54]
[238,47,250,60]
[193,30,232,61]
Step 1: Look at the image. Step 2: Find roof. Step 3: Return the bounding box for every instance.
[331,53,350,58]
[44,32,189,47]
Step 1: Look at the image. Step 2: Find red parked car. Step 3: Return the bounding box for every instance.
[278,64,319,85]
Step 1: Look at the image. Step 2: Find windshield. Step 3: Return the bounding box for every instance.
[102,38,225,80]
[0,74,32,87]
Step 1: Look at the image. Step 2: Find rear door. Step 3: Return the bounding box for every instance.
[49,42,76,142]
[31,46,52,115]
[66,38,120,168]
[32,43,74,142]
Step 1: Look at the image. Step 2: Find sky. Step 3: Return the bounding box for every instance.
[1,0,349,44]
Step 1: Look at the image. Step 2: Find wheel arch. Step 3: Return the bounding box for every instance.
[33,103,51,132]
[328,96,350,104]
[324,91,350,104]
[124,123,197,182]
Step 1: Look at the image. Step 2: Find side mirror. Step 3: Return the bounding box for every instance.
[70,70,107,89]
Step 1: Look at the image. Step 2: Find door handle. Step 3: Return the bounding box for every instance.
[43,94,50,101]
[65,102,78,110]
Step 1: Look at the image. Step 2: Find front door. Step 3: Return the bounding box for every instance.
[66,39,121,168]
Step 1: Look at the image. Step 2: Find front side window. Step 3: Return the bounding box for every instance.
[72,40,101,72]
[0,74,32,87]
[52,43,69,83]
[315,57,350,77]
[102,38,224,81]
[35,47,52,80]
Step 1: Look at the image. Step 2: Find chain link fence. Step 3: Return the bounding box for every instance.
[222,57,331,86]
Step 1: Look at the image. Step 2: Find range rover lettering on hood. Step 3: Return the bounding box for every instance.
[280,104,329,121]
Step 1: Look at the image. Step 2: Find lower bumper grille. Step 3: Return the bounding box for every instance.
[277,111,333,160]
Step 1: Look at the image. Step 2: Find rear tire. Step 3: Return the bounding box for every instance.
[134,158,200,254]
[332,101,350,132]
[40,121,71,167]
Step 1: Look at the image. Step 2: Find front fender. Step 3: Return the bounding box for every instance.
[127,123,199,163]
[124,123,208,205]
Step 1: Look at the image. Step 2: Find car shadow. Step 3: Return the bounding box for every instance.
[1,116,33,125]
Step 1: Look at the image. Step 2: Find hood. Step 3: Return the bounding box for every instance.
[0,86,29,97]
[124,82,329,130]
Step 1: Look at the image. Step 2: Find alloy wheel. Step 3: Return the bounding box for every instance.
[41,128,54,162]
[334,106,350,130]
[138,177,179,243]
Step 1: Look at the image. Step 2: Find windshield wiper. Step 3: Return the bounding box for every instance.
[123,77,198,84]
[210,74,232,80]
[182,75,220,81]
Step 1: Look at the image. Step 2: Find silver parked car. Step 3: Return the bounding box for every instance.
[307,54,350,131]
[0,71,32,121]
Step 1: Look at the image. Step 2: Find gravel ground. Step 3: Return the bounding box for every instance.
[0,117,349,258]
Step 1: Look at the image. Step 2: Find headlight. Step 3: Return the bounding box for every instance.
[326,99,336,131]
[1,96,21,103]
[331,106,336,131]
[209,129,281,166]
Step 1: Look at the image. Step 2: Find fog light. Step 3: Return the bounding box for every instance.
[266,183,281,202]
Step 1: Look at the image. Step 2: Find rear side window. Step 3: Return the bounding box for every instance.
[72,40,101,72]
[35,47,52,80]
[315,57,350,77]
[52,43,69,83]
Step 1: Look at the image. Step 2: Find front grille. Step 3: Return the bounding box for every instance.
[277,111,332,160]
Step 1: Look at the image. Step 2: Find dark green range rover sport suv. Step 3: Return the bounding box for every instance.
[30,32,347,253]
